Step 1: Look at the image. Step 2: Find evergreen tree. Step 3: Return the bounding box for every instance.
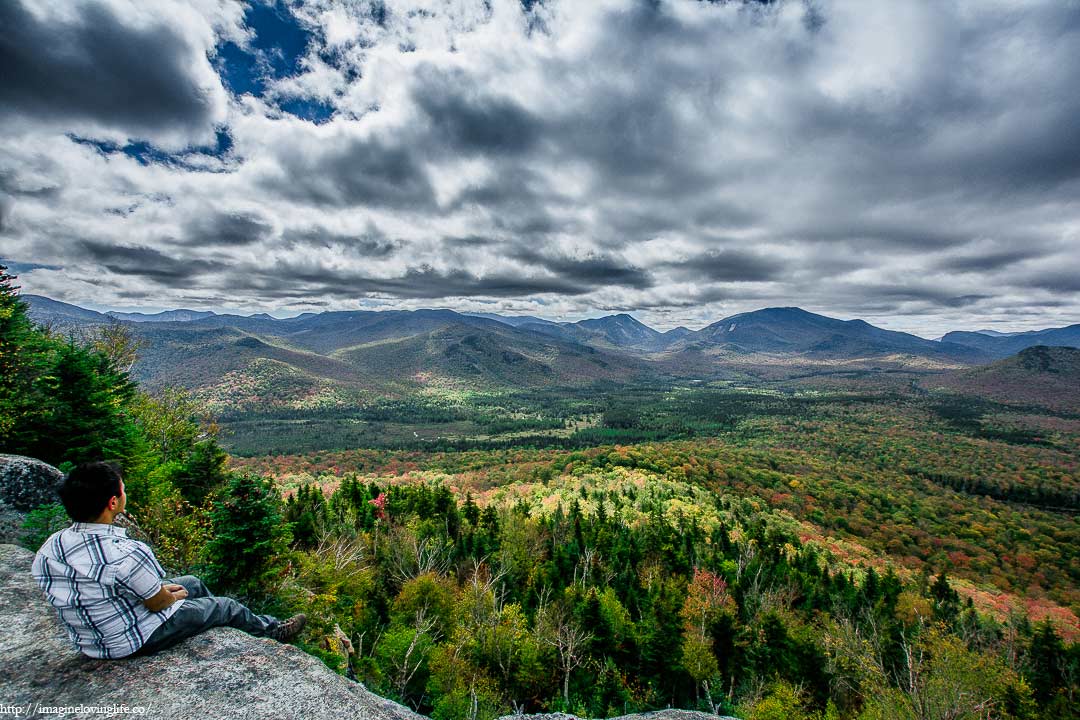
[1027,620,1066,709]
[33,340,139,466]
[170,439,229,505]
[206,473,292,596]
[0,266,51,451]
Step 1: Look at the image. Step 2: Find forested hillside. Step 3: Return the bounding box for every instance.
[928,346,1080,414]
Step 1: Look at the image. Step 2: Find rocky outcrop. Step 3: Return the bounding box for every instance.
[0,453,64,511]
[0,544,424,720]
[0,454,65,545]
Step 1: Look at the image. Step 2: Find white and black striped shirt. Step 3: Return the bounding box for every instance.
[32,522,184,659]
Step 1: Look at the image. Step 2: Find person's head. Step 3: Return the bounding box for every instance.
[59,462,126,523]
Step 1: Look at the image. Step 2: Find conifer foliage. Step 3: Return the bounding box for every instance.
[0,266,138,467]
[206,472,292,596]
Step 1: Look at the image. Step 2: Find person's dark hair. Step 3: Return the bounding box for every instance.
[59,462,123,522]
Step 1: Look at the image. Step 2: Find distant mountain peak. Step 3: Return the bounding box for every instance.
[942,323,1080,358]
[580,313,652,328]
[692,305,982,361]
[106,308,217,323]
[576,313,662,347]
[1015,345,1080,373]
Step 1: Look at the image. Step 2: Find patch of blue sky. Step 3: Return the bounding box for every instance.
[215,1,335,123]
[218,1,313,96]
[0,260,62,275]
[67,128,235,171]
[275,97,336,124]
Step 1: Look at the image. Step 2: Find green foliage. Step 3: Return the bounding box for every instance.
[0,269,141,468]
[740,681,821,720]
[248,457,1080,720]
[205,473,292,596]
[130,387,205,464]
[20,502,70,550]
[852,630,1026,720]
[124,462,207,572]
[428,646,503,720]
[0,267,50,445]
[168,439,229,505]
[0,270,226,576]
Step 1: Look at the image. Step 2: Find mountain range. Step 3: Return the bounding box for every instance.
[941,325,1080,359]
[22,294,1080,405]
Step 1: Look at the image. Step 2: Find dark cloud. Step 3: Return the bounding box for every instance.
[183,211,273,247]
[441,235,499,248]
[622,285,735,309]
[799,224,974,251]
[78,241,217,282]
[663,249,783,282]
[226,264,590,300]
[690,203,761,232]
[282,226,400,257]
[264,136,436,209]
[0,168,62,200]
[414,69,541,156]
[1020,271,1080,294]
[937,248,1044,273]
[0,0,223,138]
[937,294,994,309]
[0,195,11,233]
[845,283,992,308]
[533,6,729,200]
[0,260,61,275]
[512,249,654,290]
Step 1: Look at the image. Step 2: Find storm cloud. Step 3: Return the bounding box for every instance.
[0,0,229,145]
[77,240,219,282]
[1,0,1079,335]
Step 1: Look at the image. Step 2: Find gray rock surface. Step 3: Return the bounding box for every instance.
[0,498,27,545]
[0,453,63,511]
[0,544,425,720]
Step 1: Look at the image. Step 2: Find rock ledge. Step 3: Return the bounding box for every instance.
[0,543,423,719]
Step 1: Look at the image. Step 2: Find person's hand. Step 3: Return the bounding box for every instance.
[166,584,189,600]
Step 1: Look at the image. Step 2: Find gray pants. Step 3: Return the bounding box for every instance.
[133,575,279,656]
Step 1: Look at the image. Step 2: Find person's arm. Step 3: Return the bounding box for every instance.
[142,583,188,612]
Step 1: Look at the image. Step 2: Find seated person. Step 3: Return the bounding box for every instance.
[32,461,305,659]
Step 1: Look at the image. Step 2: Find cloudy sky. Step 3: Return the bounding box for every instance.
[2,0,1079,335]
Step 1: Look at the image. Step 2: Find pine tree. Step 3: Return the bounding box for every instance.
[205,473,292,596]
[0,266,51,450]
[34,340,139,466]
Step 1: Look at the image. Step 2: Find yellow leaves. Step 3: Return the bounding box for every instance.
[680,631,719,683]
[895,590,933,625]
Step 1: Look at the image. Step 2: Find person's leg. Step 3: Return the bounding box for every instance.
[133,595,279,656]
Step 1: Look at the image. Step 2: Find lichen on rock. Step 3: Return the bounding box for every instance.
[0,453,64,512]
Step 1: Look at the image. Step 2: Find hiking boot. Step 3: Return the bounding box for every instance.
[268,613,306,642]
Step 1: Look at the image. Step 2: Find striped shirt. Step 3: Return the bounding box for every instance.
[32,522,185,658]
